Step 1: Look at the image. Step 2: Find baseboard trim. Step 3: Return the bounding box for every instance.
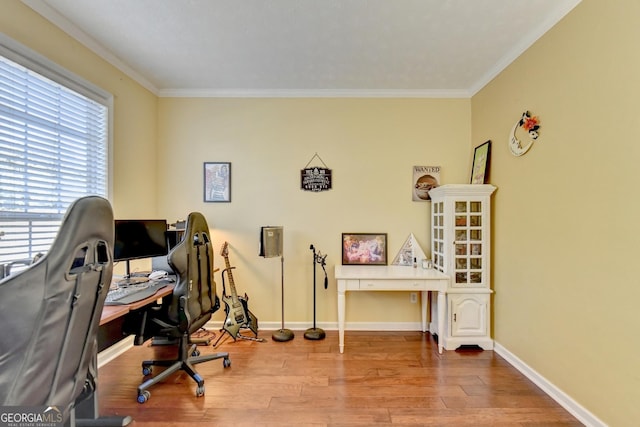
[97,336,134,369]
[494,342,606,427]
[208,320,425,331]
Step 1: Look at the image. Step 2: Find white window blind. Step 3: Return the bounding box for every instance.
[0,38,111,265]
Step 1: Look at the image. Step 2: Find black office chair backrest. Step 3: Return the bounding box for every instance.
[166,212,216,330]
[0,196,114,420]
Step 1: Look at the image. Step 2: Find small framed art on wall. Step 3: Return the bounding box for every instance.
[204,162,231,202]
[342,233,387,265]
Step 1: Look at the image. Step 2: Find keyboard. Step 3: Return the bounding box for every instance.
[105,280,172,305]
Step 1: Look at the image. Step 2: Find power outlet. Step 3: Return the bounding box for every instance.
[410,292,418,304]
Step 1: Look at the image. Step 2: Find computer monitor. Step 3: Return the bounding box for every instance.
[113,219,168,281]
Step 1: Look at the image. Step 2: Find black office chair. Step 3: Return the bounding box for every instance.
[131,212,230,403]
[0,196,115,426]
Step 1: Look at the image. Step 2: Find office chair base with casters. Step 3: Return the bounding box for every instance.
[137,331,231,403]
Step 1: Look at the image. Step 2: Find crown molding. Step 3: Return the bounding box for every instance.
[157,88,472,99]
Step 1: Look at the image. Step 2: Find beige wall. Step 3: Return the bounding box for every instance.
[1,1,159,221]
[157,98,471,324]
[471,0,640,425]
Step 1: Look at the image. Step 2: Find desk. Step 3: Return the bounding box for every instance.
[98,284,174,351]
[100,284,174,324]
[100,305,130,325]
[335,265,449,354]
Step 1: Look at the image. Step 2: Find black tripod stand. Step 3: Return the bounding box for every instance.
[272,255,295,342]
[304,244,327,340]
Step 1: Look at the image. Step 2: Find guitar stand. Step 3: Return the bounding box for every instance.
[213,329,264,347]
[212,332,231,348]
[304,244,327,340]
[212,271,263,347]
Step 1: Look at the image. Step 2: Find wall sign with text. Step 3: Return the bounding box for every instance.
[300,153,332,192]
[301,167,332,192]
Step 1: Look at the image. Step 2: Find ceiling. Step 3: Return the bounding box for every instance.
[23,0,581,98]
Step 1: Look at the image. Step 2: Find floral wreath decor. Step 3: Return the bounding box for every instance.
[509,111,541,157]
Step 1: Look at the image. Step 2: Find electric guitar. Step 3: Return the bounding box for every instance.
[220,242,259,339]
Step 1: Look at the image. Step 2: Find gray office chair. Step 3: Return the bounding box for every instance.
[0,196,115,426]
[130,212,230,403]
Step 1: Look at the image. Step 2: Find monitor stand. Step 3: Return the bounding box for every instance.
[117,259,150,287]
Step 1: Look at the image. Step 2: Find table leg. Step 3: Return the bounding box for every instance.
[437,291,446,354]
[337,287,345,353]
[421,291,428,332]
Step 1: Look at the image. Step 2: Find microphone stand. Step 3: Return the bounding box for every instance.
[272,254,294,342]
[304,244,326,340]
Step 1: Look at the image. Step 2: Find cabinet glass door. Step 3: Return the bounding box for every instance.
[453,199,484,287]
[432,201,445,272]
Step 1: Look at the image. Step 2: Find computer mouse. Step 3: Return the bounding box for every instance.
[149,270,168,281]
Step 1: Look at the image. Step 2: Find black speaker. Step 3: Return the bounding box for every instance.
[166,229,184,250]
[259,226,283,258]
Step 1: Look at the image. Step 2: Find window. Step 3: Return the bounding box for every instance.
[0,36,112,265]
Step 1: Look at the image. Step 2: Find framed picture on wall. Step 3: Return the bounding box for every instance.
[342,233,387,265]
[470,140,491,184]
[204,162,231,202]
[413,166,441,201]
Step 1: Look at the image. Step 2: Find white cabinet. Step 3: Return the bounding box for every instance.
[429,184,496,350]
[447,291,492,349]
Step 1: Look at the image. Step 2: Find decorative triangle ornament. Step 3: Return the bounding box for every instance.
[391,233,427,266]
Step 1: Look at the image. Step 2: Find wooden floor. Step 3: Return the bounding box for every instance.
[97,330,582,426]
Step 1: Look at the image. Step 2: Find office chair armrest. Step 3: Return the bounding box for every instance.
[177,295,191,332]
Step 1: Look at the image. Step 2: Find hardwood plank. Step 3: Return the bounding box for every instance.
[390,407,584,426]
[97,330,582,426]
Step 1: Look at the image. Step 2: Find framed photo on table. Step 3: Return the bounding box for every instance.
[204,162,231,202]
[342,233,387,265]
[470,140,491,184]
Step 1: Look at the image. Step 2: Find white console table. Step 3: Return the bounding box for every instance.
[335,265,449,354]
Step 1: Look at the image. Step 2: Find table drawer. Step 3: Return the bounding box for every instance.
[358,279,427,290]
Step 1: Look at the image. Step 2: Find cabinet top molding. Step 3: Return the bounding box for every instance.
[429,184,496,198]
